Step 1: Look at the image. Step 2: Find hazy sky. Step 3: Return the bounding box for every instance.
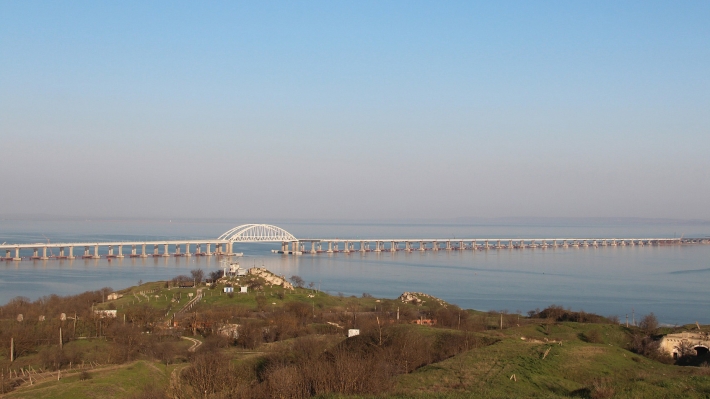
[1,1,709,220]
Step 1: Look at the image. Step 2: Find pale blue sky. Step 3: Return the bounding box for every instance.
[1,1,709,219]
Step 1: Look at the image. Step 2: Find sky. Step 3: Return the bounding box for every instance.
[1,1,709,220]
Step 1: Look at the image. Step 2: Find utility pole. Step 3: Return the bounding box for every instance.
[626,314,629,327]
[10,337,13,362]
[59,327,63,349]
[500,313,503,330]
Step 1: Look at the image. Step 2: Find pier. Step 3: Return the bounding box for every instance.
[0,224,686,261]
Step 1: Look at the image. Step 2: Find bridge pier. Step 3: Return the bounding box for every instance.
[343,241,350,253]
[184,243,191,257]
[41,246,49,260]
[117,245,124,258]
[311,242,316,254]
[391,241,397,252]
[163,244,170,257]
[327,242,333,253]
[419,241,425,251]
[205,243,212,256]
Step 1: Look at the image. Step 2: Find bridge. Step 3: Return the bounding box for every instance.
[0,223,684,261]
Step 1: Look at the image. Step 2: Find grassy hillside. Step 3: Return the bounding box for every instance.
[2,271,709,398]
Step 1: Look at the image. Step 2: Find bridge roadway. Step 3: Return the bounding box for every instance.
[0,240,234,261]
[0,224,684,261]
[277,237,682,255]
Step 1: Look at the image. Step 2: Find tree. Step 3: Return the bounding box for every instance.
[639,313,659,334]
[208,269,223,281]
[289,275,305,288]
[190,269,204,285]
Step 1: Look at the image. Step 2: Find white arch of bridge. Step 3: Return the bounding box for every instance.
[218,224,297,242]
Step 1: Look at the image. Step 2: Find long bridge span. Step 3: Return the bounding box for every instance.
[0,224,685,261]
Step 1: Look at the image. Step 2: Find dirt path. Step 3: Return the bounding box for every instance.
[181,336,202,352]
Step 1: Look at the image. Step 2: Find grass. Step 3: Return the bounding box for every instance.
[9,275,710,398]
[3,360,171,399]
[393,323,710,398]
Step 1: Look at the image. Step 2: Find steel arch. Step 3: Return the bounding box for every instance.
[218,224,297,242]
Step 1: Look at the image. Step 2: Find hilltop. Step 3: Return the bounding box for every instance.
[0,267,709,398]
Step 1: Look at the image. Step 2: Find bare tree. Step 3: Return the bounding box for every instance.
[639,313,659,335]
[289,275,305,288]
[190,269,204,285]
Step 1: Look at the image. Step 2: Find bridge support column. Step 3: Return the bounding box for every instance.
[184,243,191,257]
[41,246,49,260]
[419,241,425,251]
[117,245,124,258]
[68,246,74,259]
[281,242,287,252]
[58,247,65,258]
[13,247,21,261]
[108,245,114,257]
[31,248,39,259]
[460,240,465,250]
[374,241,381,252]
[310,242,316,254]
[163,244,170,257]
[343,241,350,253]
[509,240,513,249]
[327,242,333,253]
[205,243,212,256]
[140,244,147,258]
[432,241,439,251]
[360,241,366,252]
[5,249,11,260]
[446,241,451,250]
[484,240,489,250]
[226,241,233,255]
[472,241,477,251]
[391,241,397,252]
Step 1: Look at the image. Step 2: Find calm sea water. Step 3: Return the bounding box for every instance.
[1,219,709,325]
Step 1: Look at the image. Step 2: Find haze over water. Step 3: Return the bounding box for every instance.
[1,218,708,326]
